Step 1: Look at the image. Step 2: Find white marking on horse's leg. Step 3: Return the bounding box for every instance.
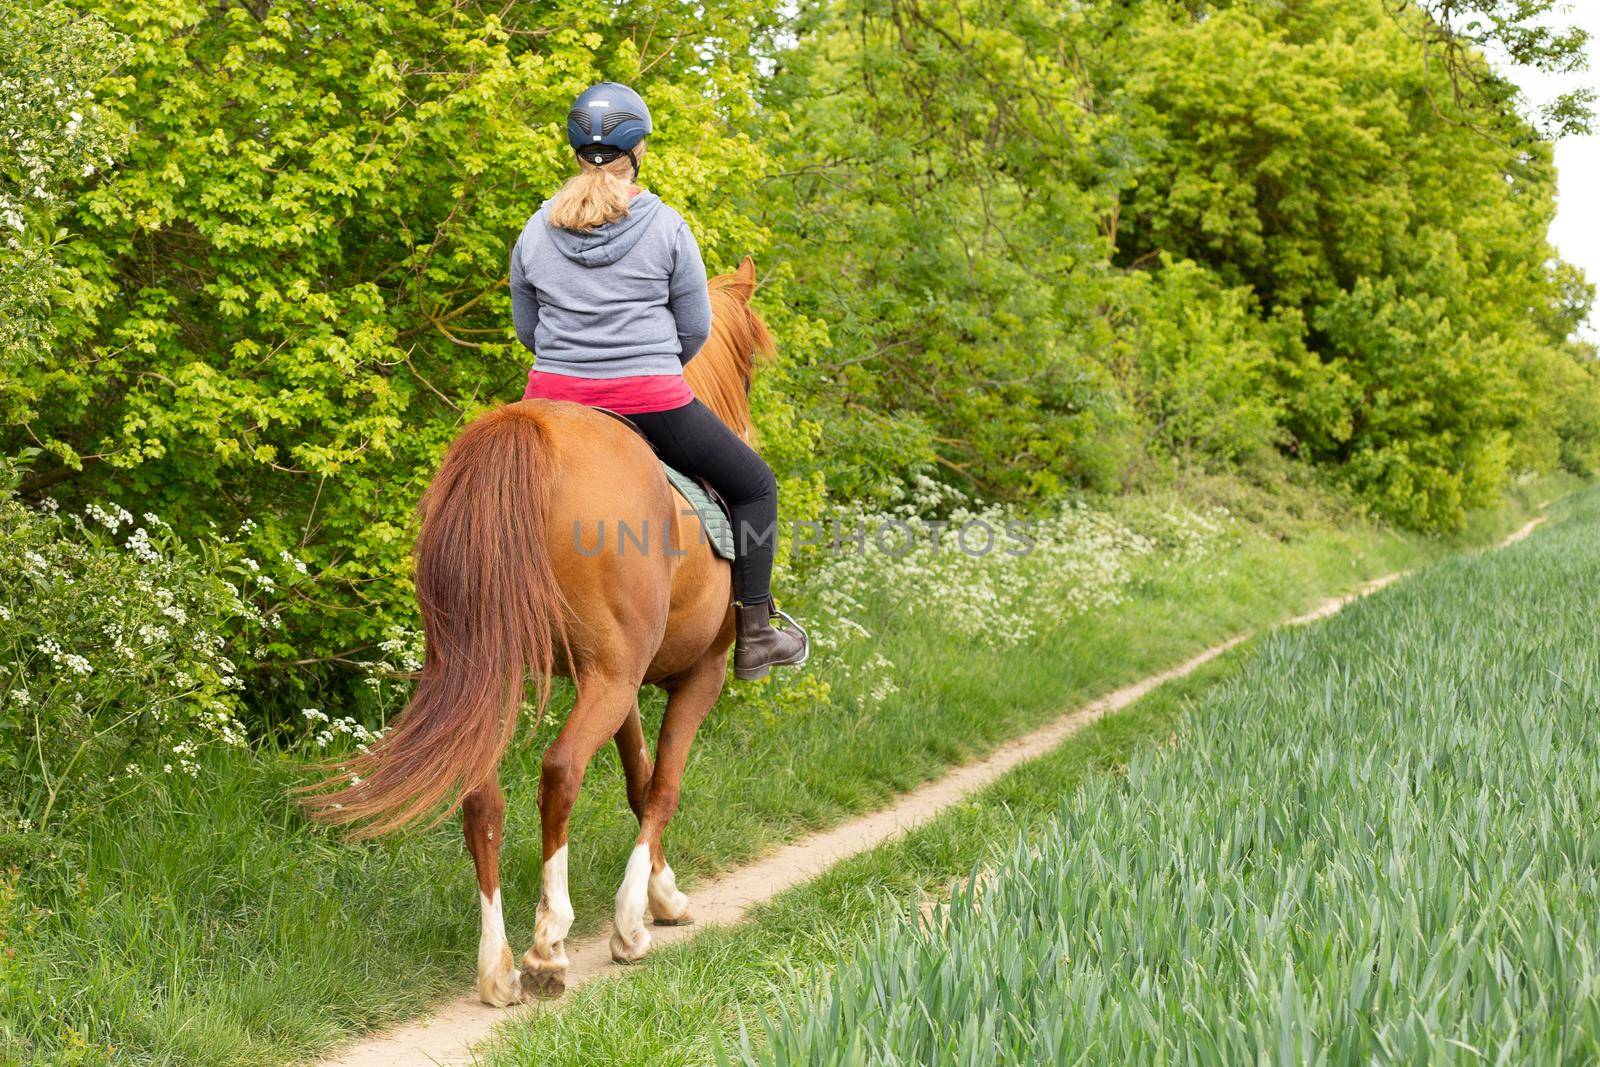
[647,861,691,924]
[610,842,653,962]
[524,845,573,974]
[475,888,521,1006]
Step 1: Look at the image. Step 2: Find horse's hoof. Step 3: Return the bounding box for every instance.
[478,972,523,1008]
[609,925,652,963]
[521,967,566,1000]
[646,869,691,926]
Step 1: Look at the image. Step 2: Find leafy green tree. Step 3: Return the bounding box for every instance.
[1404,0,1594,137]
[1104,258,1306,470]
[761,0,1595,529]
[1105,0,1596,527]
[15,0,780,668]
[757,0,1144,499]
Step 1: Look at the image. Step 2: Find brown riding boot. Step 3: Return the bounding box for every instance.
[733,599,809,680]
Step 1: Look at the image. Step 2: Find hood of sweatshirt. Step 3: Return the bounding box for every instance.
[539,191,665,267]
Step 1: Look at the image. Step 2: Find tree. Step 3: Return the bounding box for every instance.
[758,0,1147,499]
[1402,0,1594,138]
[1104,0,1597,528]
[11,0,779,669]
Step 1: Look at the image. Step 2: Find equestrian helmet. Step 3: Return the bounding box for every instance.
[566,82,653,165]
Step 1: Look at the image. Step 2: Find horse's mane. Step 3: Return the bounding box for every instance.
[684,269,775,444]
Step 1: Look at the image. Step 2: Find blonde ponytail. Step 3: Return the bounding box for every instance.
[546,152,636,233]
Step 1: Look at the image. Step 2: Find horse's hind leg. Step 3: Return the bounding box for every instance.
[463,774,521,1006]
[615,698,688,926]
[521,674,638,1000]
[615,699,652,822]
[611,648,728,962]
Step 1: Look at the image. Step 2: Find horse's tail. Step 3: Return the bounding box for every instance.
[299,403,567,837]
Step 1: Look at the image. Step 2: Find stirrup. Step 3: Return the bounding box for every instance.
[769,607,809,660]
[732,601,811,680]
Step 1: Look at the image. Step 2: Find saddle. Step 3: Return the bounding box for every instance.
[594,408,736,562]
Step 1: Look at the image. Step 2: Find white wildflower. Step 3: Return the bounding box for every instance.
[126,527,162,564]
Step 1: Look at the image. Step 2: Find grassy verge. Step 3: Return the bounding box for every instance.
[1,478,1566,1065]
[481,483,1600,1066]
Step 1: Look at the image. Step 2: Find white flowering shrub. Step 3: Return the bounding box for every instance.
[778,478,1236,707]
[0,459,256,824]
[293,707,379,755]
[0,2,126,422]
[277,627,419,758]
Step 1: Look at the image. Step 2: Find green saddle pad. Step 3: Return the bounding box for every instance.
[663,465,735,561]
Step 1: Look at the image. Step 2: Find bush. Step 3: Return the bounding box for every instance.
[784,477,1235,711]
[0,1,125,423]
[0,456,257,826]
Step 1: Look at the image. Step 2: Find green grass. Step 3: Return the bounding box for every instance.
[0,479,1564,1065]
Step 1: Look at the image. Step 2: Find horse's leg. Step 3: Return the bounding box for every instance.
[521,674,638,1000]
[463,774,521,1006]
[614,698,652,823]
[611,648,727,962]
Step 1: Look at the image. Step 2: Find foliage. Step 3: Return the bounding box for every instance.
[797,476,1234,694]
[1106,0,1596,527]
[12,0,782,669]
[755,0,1139,499]
[761,0,1598,530]
[1105,258,1306,468]
[734,491,1600,1065]
[1311,277,1516,529]
[0,1,125,425]
[0,0,1593,675]
[1405,0,1595,137]
[0,457,256,826]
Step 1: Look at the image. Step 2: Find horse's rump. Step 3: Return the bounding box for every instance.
[299,399,731,833]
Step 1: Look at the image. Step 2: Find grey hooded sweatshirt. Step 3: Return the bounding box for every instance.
[509,192,713,379]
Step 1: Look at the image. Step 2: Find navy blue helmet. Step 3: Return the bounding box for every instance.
[566,82,652,170]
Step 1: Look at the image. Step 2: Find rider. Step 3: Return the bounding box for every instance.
[509,82,809,681]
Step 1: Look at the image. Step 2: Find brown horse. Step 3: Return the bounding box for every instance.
[302,258,774,1004]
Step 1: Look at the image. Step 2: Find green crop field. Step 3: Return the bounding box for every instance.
[731,488,1600,1064]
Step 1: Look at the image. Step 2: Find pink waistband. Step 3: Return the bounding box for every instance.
[522,369,694,415]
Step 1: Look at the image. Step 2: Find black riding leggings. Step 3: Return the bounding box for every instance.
[630,400,777,604]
